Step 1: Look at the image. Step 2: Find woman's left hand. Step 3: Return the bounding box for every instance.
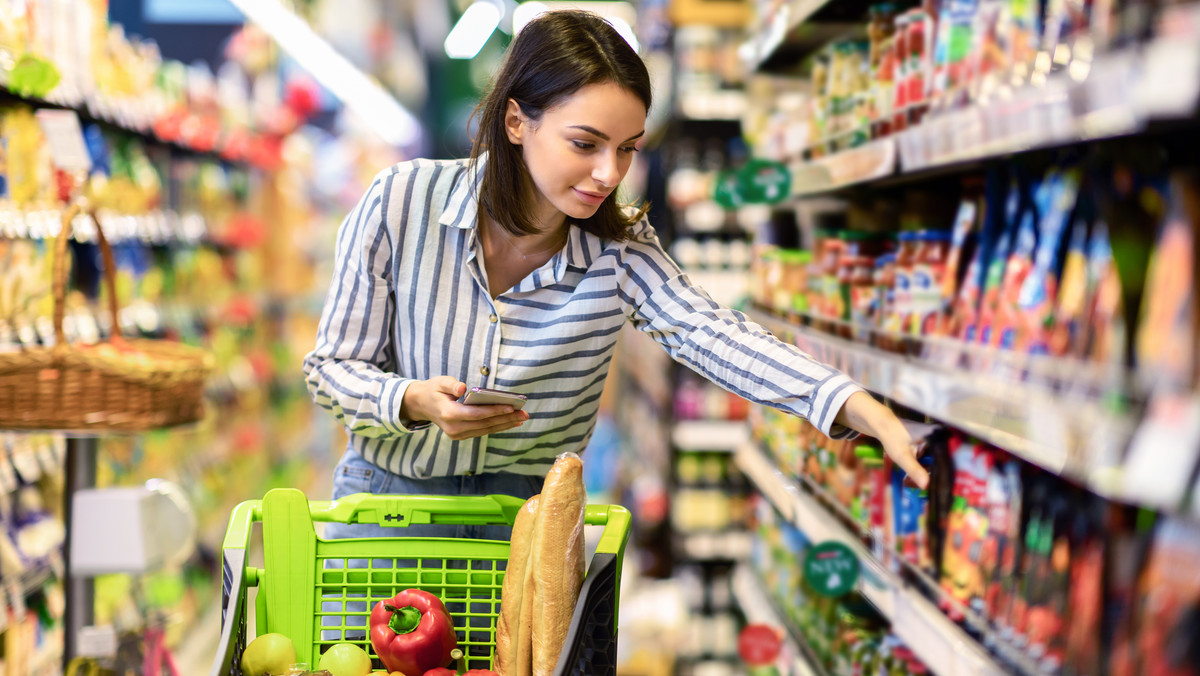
[833,391,929,489]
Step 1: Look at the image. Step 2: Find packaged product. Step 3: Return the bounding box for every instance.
[910,230,953,336]
[1063,495,1106,676]
[1130,518,1200,676]
[931,0,980,109]
[1080,221,1125,364]
[1008,0,1042,83]
[960,170,1020,343]
[1048,216,1091,357]
[977,175,1028,347]
[993,172,1050,349]
[893,231,921,336]
[850,255,880,341]
[1106,506,1158,676]
[1135,172,1198,391]
[876,253,899,349]
[936,194,980,336]
[1015,169,1082,353]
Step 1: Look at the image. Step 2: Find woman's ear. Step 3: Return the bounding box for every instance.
[504,98,525,145]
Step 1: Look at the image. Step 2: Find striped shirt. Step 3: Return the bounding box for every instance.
[303,156,863,478]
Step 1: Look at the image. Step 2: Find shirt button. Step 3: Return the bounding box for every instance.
[489,313,498,323]
[480,366,490,376]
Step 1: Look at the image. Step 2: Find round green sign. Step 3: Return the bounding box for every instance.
[803,541,860,598]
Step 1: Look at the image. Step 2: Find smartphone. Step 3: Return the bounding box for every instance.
[459,386,527,410]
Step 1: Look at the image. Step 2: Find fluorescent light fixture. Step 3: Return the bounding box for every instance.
[444,1,502,59]
[226,0,421,147]
[513,1,640,52]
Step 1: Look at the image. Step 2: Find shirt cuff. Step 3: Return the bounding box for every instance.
[810,373,866,440]
[379,378,430,434]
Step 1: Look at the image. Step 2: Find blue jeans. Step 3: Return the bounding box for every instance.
[320,449,545,645]
[323,448,544,541]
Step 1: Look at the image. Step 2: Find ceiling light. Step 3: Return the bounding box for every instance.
[444,1,502,59]
[226,0,421,147]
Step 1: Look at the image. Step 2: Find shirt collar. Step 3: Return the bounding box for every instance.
[441,152,607,273]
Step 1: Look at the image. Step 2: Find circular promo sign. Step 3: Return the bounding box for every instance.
[803,541,860,598]
[738,623,783,666]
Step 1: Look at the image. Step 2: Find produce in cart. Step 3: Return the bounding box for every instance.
[370,589,458,675]
[241,633,299,676]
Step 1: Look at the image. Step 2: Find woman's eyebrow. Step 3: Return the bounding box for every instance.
[569,125,645,142]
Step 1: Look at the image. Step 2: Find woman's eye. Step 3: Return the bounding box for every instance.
[572,141,595,150]
[620,146,639,154]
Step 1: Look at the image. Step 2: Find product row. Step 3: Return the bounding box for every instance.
[750,158,1199,391]
[751,0,1181,159]
[752,404,1200,676]
[1,1,313,163]
[753,498,934,676]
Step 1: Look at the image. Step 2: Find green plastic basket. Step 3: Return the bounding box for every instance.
[210,488,631,676]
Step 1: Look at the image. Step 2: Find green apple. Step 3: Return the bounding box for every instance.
[318,642,374,676]
[240,633,298,676]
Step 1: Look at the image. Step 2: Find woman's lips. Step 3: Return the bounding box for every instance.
[574,188,607,206]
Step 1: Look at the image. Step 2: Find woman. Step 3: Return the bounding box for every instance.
[304,10,927,541]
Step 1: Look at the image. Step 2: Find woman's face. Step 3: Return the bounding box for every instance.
[505,81,646,228]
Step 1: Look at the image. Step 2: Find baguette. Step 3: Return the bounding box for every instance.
[530,454,586,676]
[496,494,540,676]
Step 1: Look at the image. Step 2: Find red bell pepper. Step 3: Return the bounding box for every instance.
[369,589,458,675]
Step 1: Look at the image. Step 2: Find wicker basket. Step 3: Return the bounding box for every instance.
[0,204,214,432]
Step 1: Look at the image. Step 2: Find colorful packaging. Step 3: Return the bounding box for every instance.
[964,174,1022,343]
[1016,169,1081,353]
[1063,496,1106,676]
[937,195,980,336]
[962,172,1021,343]
[1121,518,1200,676]
[993,173,1048,349]
[1135,172,1198,390]
[1081,220,1126,364]
[940,437,990,618]
[1048,216,1090,357]
[911,230,953,335]
[894,231,921,336]
[931,0,980,108]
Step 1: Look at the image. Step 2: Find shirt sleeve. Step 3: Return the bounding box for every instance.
[302,168,425,438]
[618,221,863,439]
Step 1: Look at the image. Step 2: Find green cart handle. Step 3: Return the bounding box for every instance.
[224,491,630,559]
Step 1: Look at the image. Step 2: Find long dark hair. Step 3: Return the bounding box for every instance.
[470,10,651,242]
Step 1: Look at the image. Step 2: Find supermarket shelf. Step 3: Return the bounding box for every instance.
[788,138,896,197]
[673,420,749,452]
[745,0,864,73]
[679,530,754,562]
[777,9,1200,197]
[734,442,1009,676]
[731,564,825,676]
[896,27,1200,173]
[748,307,1161,507]
[1,85,253,166]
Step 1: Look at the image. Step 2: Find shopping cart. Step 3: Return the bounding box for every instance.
[210,488,630,676]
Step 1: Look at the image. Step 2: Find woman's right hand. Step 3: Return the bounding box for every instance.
[400,376,529,440]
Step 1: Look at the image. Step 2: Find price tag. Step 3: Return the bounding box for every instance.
[34,109,92,174]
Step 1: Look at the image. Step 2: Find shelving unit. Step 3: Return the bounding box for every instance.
[735,442,1013,676]
[748,306,1200,512]
[744,0,865,73]
[759,3,1200,200]
[731,564,826,676]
